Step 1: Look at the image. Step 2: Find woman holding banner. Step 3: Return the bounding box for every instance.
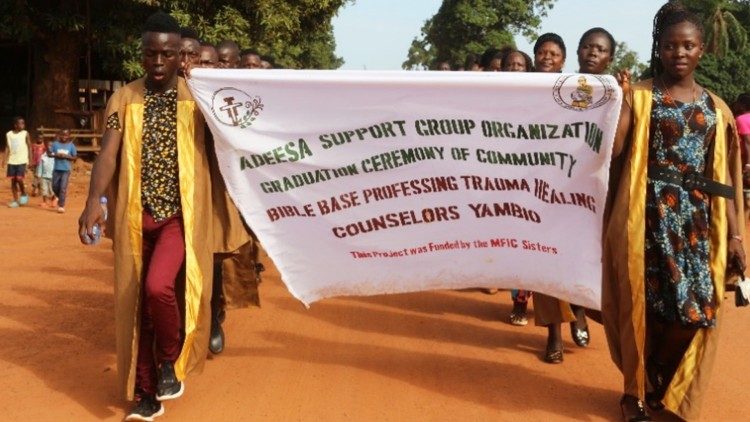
[530,32,575,364]
[604,2,745,421]
[531,30,614,364]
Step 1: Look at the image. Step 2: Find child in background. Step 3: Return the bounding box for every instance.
[4,116,31,208]
[30,134,45,197]
[49,129,77,213]
[37,138,56,208]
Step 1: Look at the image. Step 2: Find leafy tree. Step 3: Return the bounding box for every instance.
[610,42,648,79]
[695,49,750,102]
[0,0,349,129]
[675,0,750,101]
[704,0,747,55]
[682,0,749,55]
[169,1,348,72]
[403,0,557,70]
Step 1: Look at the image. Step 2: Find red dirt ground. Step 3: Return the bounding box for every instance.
[0,171,748,421]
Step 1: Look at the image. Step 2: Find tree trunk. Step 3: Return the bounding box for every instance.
[29,31,81,131]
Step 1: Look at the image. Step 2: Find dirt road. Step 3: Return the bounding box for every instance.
[0,173,747,421]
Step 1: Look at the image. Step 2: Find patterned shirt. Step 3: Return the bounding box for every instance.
[106,87,181,221]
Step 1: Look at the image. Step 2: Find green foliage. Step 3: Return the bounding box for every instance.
[172,6,251,49]
[0,0,350,80]
[403,0,557,70]
[695,49,750,103]
[682,0,749,56]
[610,42,648,79]
[704,1,748,55]
[0,0,86,40]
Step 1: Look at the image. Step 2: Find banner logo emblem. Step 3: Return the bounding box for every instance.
[553,75,614,111]
[211,87,264,128]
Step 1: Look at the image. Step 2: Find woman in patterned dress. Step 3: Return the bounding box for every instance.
[605,2,746,421]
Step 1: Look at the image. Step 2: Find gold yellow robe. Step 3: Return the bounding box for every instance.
[105,77,250,400]
[602,79,744,420]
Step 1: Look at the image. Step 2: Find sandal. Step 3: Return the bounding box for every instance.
[543,344,564,364]
[509,302,528,326]
[620,394,652,421]
[509,312,528,326]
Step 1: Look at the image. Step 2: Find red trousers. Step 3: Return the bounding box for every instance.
[136,211,185,395]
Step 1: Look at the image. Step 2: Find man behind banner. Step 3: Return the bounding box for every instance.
[196,38,264,355]
[78,12,249,421]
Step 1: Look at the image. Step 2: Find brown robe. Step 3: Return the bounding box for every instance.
[206,131,261,308]
[602,79,744,420]
[533,293,576,326]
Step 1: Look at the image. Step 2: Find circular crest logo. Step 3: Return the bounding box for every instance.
[553,74,614,111]
[211,87,264,128]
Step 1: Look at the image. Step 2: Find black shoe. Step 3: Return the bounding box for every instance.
[125,394,164,421]
[570,322,590,347]
[209,318,225,355]
[156,361,184,401]
[620,394,652,421]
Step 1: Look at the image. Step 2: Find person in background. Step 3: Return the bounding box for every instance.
[434,61,451,71]
[207,38,241,356]
[49,129,77,214]
[179,27,201,76]
[260,55,274,69]
[500,48,535,325]
[216,40,240,69]
[463,53,481,71]
[29,133,46,197]
[501,49,533,72]
[480,47,505,72]
[4,116,31,208]
[528,32,582,364]
[544,25,619,350]
[199,43,218,68]
[36,138,56,208]
[240,49,262,69]
[186,41,263,356]
[733,93,750,222]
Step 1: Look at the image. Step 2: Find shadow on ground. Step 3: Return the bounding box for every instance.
[0,286,121,419]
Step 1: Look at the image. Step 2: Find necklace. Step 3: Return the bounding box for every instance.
[660,76,698,137]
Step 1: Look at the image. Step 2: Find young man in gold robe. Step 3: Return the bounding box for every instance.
[78,12,249,421]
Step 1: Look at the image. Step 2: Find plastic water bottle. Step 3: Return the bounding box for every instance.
[86,197,107,245]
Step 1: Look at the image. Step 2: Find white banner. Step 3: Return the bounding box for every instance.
[188,70,622,309]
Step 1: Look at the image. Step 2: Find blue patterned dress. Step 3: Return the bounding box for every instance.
[644,85,718,328]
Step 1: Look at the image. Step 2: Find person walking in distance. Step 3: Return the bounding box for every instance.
[49,129,77,213]
[4,116,31,208]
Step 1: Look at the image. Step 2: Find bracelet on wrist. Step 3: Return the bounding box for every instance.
[730,235,743,243]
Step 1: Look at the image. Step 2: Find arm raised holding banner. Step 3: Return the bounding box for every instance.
[612,69,631,159]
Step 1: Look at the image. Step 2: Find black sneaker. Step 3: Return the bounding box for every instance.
[156,361,184,401]
[125,395,164,421]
